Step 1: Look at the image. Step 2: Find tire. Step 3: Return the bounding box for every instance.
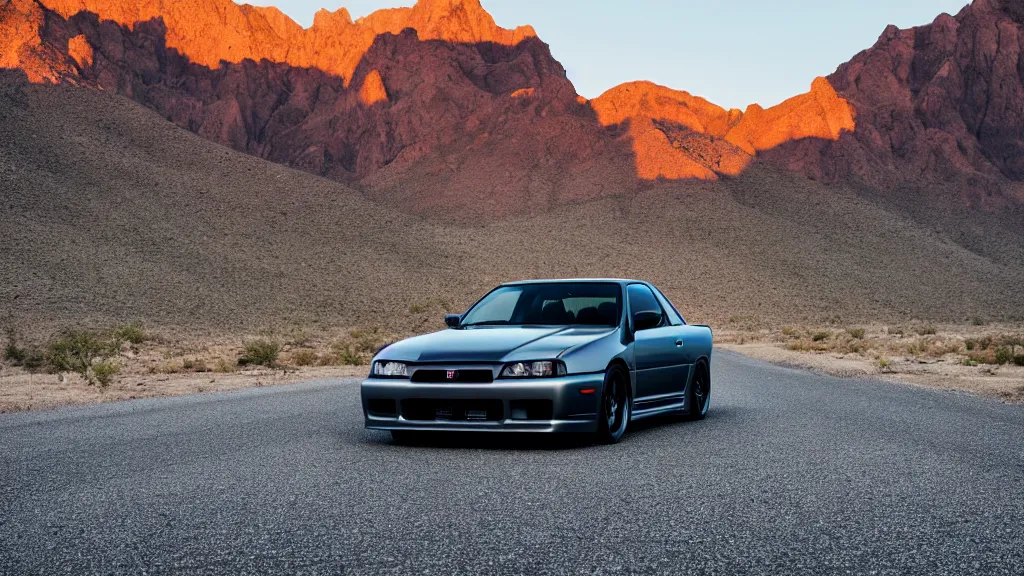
[686,361,711,420]
[596,365,631,444]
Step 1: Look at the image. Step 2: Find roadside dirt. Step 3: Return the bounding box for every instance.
[0,366,368,413]
[720,327,1024,404]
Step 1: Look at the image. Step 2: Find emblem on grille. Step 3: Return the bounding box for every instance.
[446,370,458,380]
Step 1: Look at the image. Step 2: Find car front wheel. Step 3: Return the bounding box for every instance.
[596,365,630,444]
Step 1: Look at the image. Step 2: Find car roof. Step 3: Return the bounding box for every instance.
[501,278,646,286]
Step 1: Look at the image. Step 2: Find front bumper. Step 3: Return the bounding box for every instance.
[361,373,605,433]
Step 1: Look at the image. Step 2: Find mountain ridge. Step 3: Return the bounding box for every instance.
[1,0,1023,219]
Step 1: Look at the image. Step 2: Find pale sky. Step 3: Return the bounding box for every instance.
[236,0,970,108]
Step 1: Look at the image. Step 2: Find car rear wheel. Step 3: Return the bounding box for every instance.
[686,361,711,420]
[596,365,630,444]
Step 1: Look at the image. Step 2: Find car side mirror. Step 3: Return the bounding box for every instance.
[633,310,662,332]
[444,314,462,328]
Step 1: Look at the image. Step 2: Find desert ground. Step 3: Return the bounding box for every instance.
[2,78,1024,412]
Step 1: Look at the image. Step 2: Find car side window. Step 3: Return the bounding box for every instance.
[627,284,666,328]
[652,287,685,326]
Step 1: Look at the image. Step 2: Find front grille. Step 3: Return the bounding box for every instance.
[411,369,493,384]
[401,399,504,422]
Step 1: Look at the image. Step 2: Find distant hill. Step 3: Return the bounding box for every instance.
[1,0,1023,331]
[2,73,1022,333]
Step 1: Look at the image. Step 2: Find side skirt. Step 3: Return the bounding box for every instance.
[631,393,686,421]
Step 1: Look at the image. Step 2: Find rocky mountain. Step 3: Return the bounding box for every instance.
[770,0,1024,199]
[2,0,1023,217]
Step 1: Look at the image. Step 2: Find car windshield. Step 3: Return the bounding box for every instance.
[461,283,622,327]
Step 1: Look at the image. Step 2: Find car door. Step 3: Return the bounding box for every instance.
[628,284,688,400]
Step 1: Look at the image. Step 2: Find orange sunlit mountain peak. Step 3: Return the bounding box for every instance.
[34,0,536,85]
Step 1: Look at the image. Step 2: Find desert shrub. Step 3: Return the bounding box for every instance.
[977,336,994,350]
[781,327,799,338]
[215,358,237,373]
[47,329,116,383]
[182,358,210,373]
[3,327,27,364]
[904,339,930,357]
[786,340,812,352]
[963,359,979,367]
[409,303,427,314]
[239,340,280,367]
[965,339,977,351]
[971,317,987,326]
[840,339,866,354]
[917,325,938,336]
[1014,355,1024,367]
[291,349,318,367]
[112,323,147,346]
[995,347,1013,366]
[92,361,120,388]
[878,357,891,371]
[847,328,866,340]
[811,332,830,342]
[329,343,366,366]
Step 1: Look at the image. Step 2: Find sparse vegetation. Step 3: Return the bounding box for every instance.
[4,327,27,365]
[92,361,120,388]
[811,331,830,342]
[878,357,891,371]
[239,340,280,368]
[291,349,319,367]
[995,347,1014,366]
[112,323,147,346]
[47,329,118,385]
[917,325,938,336]
[215,358,237,373]
[182,358,210,373]
[847,328,866,340]
[328,343,366,366]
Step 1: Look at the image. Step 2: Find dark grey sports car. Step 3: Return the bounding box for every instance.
[361,279,713,443]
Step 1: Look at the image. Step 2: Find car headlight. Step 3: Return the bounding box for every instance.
[372,361,408,378]
[500,360,567,378]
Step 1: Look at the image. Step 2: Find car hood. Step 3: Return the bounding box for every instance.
[379,326,617,363]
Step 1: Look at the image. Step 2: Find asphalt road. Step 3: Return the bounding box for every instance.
[1,350,1022,575]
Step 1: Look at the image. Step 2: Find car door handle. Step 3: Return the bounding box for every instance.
[675,340,684,347]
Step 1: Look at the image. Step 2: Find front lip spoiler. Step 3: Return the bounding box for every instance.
[365,419,598,434]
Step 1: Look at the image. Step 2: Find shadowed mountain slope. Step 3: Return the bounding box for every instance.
[2,74,1022,333]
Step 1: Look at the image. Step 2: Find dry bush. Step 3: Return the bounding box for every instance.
[291,349,319,367]
[847,328,866,340]
[182,358,210,373]
[239,340,281,368]
[92,361,120,388]
[112,323,147,346]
